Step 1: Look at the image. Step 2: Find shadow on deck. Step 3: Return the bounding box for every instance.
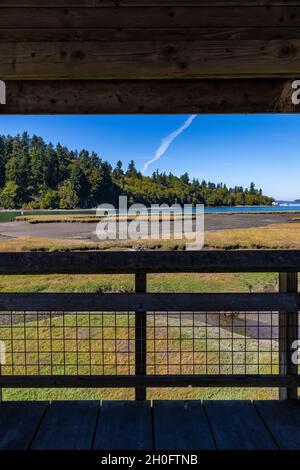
[0,400,300,451]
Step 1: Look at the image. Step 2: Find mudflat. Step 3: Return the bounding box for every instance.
[0,212,294,241]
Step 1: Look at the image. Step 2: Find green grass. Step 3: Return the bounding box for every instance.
[0,272,278,293]
[1,310,279,401]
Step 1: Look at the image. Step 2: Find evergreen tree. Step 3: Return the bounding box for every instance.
[0,136,6,189]
[0,133,275,209]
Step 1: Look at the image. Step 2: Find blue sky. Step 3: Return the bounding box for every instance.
[0,114,299,200]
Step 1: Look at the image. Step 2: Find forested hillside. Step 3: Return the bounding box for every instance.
[0,133,274,209]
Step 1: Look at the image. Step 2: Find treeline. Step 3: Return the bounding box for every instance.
[0,133,274,209]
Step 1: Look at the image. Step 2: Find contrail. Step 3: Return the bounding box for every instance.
[141,114,197,174]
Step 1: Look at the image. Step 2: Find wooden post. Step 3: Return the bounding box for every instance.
[135,273,147,400]
[279,272,298,400]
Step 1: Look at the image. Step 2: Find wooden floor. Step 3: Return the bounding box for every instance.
[0,400,300,450]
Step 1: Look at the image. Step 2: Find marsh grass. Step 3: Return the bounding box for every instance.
[15,213,198,224]
[0,272,278,294]
[205,223,300,249]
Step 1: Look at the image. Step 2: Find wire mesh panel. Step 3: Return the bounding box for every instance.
[0,311,135,376]
[0,310,287,378]
[147,311,280,376]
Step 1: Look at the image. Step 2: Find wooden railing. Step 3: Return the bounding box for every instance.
[0,250,299,400]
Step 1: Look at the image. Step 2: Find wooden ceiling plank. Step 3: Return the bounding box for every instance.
[0,6,299,29]
[1,79,298,114]
[0,40,299,79]
[1,27,300,42]
[3,1,300,7]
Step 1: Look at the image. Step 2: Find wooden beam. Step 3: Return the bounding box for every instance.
[2,28,300,43]
[0,292,299,312]
[1,79,298,114]
[135,273,147,400]
[3,2,300,6]
[0,374,300,388]
[279,272,299,400]
[0,250,299,274]
[0,7,299,29]
[1,39,300,79]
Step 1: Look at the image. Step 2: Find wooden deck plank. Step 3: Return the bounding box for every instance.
[31,401,99,450]
[1,400,299,450]
[153,401,215,450]
[0,401,48,450]
[204,400,278,450]
[93,401,153,450]
[255,400,300,450]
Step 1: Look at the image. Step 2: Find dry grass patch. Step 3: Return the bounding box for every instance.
[16,213,196,224]
[0,235,185,252]
[205,223,300,249]
[16,215,103,224]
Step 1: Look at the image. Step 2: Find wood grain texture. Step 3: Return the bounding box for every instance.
[153,401,215,450]
[94,401,153,450]
[0,401,48,450]
[1,3,299,80]
[0,250,299,274]
[4,1,300,6]
[204,400,278,450]
[0,39,300,79]
[279,272,298,400]
[31,401,99,450]
[1,374,300,388]
[2,28,300,43]
[1,79,298,114]
[0,7,299,29]
[255,400,300,449]
[0,292,298,312]
[135,273,147,400]
[0,400,300,451]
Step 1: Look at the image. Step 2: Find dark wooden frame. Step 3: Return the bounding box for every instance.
[1,2,300,115]
[1,79,299,115]
[1,375,300,389]
[1,1,300,401]
[0,292,299,312]
[0,250,300,274]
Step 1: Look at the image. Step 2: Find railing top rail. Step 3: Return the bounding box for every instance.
[0,250,299,274]
[0,292,298,311]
